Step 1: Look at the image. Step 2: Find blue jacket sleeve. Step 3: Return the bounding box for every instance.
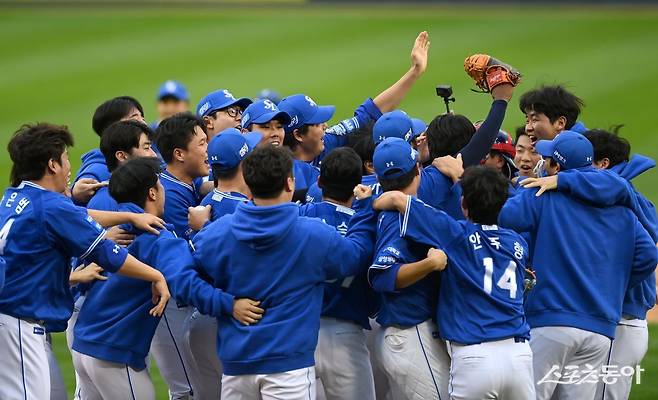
[498,189,541,234]
[0,257,5,294]
[368,242,405,293]
[320,199,377,280]
[459,100,508,167]
[629,219,658,289]
[399,196,463,249]
[157,234,234,317]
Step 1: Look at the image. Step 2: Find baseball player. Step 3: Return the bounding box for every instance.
[185,129,265,399]
[152,80,190,130]
[241,98,291,149]
[0,123,170,399]
[152,112,213,398]
[71,95,147,205]
[192,146,376,399]
[374,166,536,399]
[196,88,253,140]
[513,126,542,179]
[72,157,250,400]
[367,138,450,400]
[519,85,584,142]
[499,131,657,399]
[298,147,377,400]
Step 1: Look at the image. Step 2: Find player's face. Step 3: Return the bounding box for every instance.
[301,123,326,157]
[514,135,541,177]
[52,149,71,193]
[183,126,210,178]
[121,107,146,125]
[131,133,157,159]
[414,133,430,163]
[543,157,560,176]
[206,107,243,139]
[154,179,165,217]
[525,111,564,141]
[253,119,285,147]
[482,153,504,171]
[157,99,189,120]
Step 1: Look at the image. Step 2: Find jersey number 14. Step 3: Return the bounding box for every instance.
[482,257,518,299]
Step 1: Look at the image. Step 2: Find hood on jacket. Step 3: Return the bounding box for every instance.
[81,148,106,165]
[230,201,298,250]
[611,154,656,182]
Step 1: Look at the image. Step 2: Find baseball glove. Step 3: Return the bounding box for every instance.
[464,54,522,93]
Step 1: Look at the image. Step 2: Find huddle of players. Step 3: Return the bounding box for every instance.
[1,32,657,400]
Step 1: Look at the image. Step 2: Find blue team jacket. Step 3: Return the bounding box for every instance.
[192,200,376,375]
[499,173,657,338]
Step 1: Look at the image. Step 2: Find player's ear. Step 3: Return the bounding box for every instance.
[115,150,129,163]
[364,161,374,175]
[554,116,567,132]
[292,128,304,143]
[173,148,185,163]
[285,175,295,193]
[47,158,58,175]
[148,186,158,202]
[600,158,610,169]
[203,116,214,131]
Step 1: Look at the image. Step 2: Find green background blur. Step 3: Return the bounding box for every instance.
[1,3,657,398]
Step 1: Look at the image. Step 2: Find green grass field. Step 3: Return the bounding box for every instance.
[2,4,658,399]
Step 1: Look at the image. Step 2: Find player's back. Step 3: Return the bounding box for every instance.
[192,200,374,375]
[199,189,248,222]
[87,185,118,211]
[160,169,202,240]
[500,188,656,338]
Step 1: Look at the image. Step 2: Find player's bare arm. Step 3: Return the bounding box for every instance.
[520,175,558,196]
[105,226,136,247]
[395,248,447,289]
[432,153,464,183]
[71,178,108,203]
[233,298,265,326]
[372,31,429,112]
[188,205,212,232]
[353,183,373,200]
[87,209,165,235]
[69,263,107,285]
[372,190,408,213]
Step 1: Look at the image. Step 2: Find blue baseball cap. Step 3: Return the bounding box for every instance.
[373,110,414,145]
[535,130,593,171]
[255,89,282,104]
[411,117,427,139]
[278,94,335,133]
[157,80,189,101]
[207,128,262,172]
[196,89,253,118]
[373,137,419,180]
[242,99,291,129]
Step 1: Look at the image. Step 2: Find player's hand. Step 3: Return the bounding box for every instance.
[105,226,136,247]
[130,213,165,235]
[411,31,430,76]
[353,184,373,200]
[188,205,211,232]
[432,154,464,183]
[427,248,448,271]
[520,175,558,196]
[70,263,107,285]
[72,178,108,203]
[491,82,514,102]
[233,298,264,326]
[372,191,407,213]
[149,277,170,317]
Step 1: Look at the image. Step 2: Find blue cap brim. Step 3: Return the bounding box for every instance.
[252,110,292,126]
[411,118,427,138]
[307,105,335,125]
[534,140,555,158]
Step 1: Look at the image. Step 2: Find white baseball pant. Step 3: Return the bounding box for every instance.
[531,326,612,400]
[314,317,376,400]
[72,349,155,400]
[447,337,535,399]
[66,294,86,400]
[365,318,392,400]
[185,309,222,399]
[221,366,316,400]
[374,319,450,400]
[47,333,68,400]
[0,313,50,400]
[595,317,649,400]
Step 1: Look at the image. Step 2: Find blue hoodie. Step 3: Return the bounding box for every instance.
[499,170,657,338]
[74,149,110,186]
[74,203,234,370]
[192,200,376,375]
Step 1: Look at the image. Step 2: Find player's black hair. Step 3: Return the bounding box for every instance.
[514,126,528,145]
[109,157,162,209]
[155,112,207,164]
[92,96,144,137]
[519,85,584,129]
[460,166,509,225]
[378,165,419,193]
[319,148,363,202]
[583,129,630,168]
[243,146,294,199]
[100,120,154,172]
[7,123,74,187]
[212,165,240,187]
[426,114,476,159]
[284,124,311,150]
[347,122,376,176]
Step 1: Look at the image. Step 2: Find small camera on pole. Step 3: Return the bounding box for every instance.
[436,85,455,114]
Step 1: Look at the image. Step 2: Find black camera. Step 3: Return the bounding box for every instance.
[435,85,455,114]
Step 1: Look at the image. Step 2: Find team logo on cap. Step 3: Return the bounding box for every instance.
[239,143,249,157]
[289,115,299,128]
[305,96,317,107]
[198,102,210,116]
[263,100,276,111]
[386,161,395,168]
[242,113,251,126]
[553,150,566,164]
[223,90,236,100]
[210,155,218,162]
[404,129,412,142]
[165,81,177,92]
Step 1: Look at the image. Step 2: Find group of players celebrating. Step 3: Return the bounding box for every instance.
[0,31,656,400]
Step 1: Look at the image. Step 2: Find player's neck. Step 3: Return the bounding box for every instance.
[400,186,418,196]
[322,196,353,208]
[30,177,64,194]
[166,164,194,186]
[217,178,250,198]
[253,192,291,207]
[292,146,315,162]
